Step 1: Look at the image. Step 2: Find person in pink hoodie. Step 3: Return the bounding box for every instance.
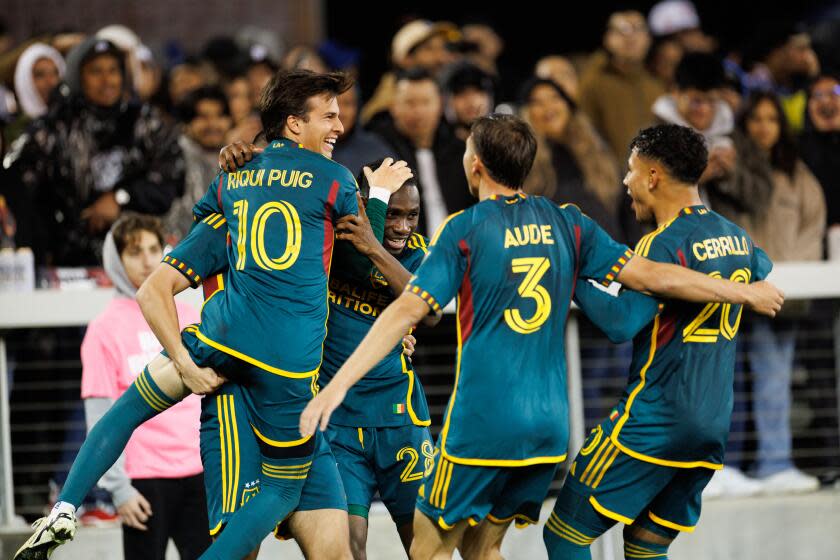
[80,213,208,560]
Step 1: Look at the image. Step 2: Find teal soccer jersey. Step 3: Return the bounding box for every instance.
[609,205,772,468]
[190,139,358,377]
[321,232,431,428]
[407,193,634,466]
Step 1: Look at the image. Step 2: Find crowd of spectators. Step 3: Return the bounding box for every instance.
[1,0,838,506]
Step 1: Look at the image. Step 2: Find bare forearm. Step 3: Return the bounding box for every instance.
[329,293,427,392]
[136,268,190,364]
[619,257,751,305]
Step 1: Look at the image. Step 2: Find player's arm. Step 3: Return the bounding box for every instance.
[573,280,660,343]
[301,291,429,435]
[136,222,229,394]
[616,255,783,316]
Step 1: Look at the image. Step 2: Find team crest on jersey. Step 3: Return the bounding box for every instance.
[370,269,388,289]
[240,480,260,506]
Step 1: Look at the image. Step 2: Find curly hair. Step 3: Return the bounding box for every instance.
[630,124,708,184]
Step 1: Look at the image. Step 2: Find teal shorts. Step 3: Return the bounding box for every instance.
[415,448,559,531]
[552,418,714,538]
[200,383,347,537]
[326,424,433,527]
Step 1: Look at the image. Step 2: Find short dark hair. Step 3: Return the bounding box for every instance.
[112,213,165,255]
[394,66,439,89]
[630,124,708,185]
[441,61,495,96]
[674,52,726,92]
[355,158,417,198]
[259,69,354,142]
[176,85,230,123]
[470,114,537,189]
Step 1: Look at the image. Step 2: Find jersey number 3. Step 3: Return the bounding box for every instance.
[504,257,552,335]
[233,200,302,271]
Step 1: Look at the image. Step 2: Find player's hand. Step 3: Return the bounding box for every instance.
[118,491,152,531]
[219,141,262,172]
[336,193,378,256]
[746,280,785,317]
[300,383,347,436]
[175,357,226,395]
[363,158,413,194]
[402,334,416,361]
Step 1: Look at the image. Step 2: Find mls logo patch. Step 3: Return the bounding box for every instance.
[370,269,388,289]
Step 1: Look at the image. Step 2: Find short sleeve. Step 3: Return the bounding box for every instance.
[406,214,466,313]
[751,245,773,281]
[163,219,229,288]
[192,172,225,221]
[568,206,634,286]
[80,322,121,399]
[334,168,360,219]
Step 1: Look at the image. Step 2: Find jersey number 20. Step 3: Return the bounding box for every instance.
[233,200,302,271]
[504,257,552,334]
[683,267,751,343]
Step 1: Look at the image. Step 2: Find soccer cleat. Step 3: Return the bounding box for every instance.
[13,512,77,560]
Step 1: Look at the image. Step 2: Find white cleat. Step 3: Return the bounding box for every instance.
[13,511,77,560]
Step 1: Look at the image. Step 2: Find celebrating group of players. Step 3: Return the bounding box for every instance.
[16,69,783,560]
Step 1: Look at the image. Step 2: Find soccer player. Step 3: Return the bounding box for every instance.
[300,114,784,560]
[14,70,410,560]
[542,125,773,560]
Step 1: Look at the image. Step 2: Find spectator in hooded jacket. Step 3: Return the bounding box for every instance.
[5,42,65,145]
[2,37,184,266]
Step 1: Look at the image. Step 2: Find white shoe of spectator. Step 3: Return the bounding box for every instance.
[760,468,820,495]
[703,467,762,500]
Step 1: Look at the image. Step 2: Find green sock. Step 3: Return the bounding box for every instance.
[543,511,595,559]
[624,536,670,559]
[59,367,177,507]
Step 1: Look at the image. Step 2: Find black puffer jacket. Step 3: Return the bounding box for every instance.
[2,37,183,265]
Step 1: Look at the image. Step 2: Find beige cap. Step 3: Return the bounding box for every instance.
[391,20,459,66]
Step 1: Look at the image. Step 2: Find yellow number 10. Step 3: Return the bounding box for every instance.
[504,257,552,334]
[683,267,751,343]
[232,200,302,271]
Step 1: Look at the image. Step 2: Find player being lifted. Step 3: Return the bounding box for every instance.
[543,125,774,560]
[15,70,412,560]
[300,114,784,560]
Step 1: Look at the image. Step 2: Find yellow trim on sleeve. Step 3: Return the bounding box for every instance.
[589,496,634,525]
[648,511,696,533]
[193,328,318,379]
[430,210,464,246]
[250,423,313,448]
[208,520,223,537]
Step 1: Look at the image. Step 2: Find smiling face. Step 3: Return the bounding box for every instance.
[526,83,571,141]
[187,98,232,151]
[292,93,344,158]
[623,149,656,222]
[382,184,421,255]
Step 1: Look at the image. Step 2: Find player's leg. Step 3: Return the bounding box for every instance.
[14,354,190,560]
[374,425,434,555]
[463,461,558,560]
[460,518,509,560]
[324,425,377,560]
[544,422,673,559]
[288,509,353,560]
[623,467,714,559]
[411,509,469,560]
